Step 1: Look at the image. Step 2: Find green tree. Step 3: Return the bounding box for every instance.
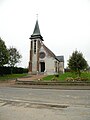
[8,47,22,67]
[0,38,9,67]
[68,50,88,76]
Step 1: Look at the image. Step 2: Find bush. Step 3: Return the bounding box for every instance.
[51,76,58,81]
[0,67,28,75]
[66,77,88,82]
[74,77,88,81]
[80,77,88,81]
[65,77,74,82]
[12,67,23,74]
[23,68,28,73]
[51,74,60,81]
[74,77,81,81]
[0,67,10,75]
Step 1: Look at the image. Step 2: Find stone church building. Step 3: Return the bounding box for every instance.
[28,20,64,75]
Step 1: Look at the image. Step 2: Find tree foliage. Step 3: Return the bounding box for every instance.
[0,38,9,67]
[68,50,88,76]
[8,47,22,67]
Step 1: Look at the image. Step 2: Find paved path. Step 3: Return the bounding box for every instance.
[0,74,46,87]
[17,74,46,81]
[0,87,90,120]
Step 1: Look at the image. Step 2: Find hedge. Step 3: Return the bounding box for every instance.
[0,67,28,75]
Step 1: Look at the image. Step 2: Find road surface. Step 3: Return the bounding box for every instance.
[0,87,90,120]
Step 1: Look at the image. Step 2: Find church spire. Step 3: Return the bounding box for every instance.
[30,19,43,41]
[33,20,41,36]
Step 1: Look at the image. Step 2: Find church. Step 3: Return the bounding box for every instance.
[28,20,64,75]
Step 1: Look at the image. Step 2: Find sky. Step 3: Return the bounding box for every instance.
[0,0,90,68]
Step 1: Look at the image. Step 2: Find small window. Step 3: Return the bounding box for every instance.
[34,40,36,54]
[55,61,57,72]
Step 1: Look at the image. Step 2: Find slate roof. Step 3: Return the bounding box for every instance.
[33,20,41,35]
[56,56,64,62]
[30,20,43,41]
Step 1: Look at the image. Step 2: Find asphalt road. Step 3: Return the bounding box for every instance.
[0,87,90,120]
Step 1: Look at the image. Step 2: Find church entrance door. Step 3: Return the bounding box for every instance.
[40,62,45,72]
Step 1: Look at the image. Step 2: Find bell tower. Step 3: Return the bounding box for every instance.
[28,20,43,74]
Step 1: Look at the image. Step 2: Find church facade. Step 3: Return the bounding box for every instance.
[28,20,64,75]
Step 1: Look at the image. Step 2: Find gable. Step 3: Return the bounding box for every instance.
[39,43,56,58]
[39,43,64,63]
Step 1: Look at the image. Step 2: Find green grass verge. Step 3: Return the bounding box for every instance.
[43,72,90,81]
[0,73,28,81]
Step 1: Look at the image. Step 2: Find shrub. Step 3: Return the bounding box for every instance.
[51,76,58,81]
[80,77,88,81]
[65,77,74,82]
[0,67,28,75]
[74,77,81,81]
[66,77,88,82]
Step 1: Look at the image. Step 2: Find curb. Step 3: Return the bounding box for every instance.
[16,80,90,86]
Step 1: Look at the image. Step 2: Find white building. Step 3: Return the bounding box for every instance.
[28,20,64,75]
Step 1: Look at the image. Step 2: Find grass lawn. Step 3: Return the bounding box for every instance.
[0,73,28,81]
[43,72,90,81]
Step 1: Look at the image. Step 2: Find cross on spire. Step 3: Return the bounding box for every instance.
[36,14,38,20]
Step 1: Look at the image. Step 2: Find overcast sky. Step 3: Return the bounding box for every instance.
[0,0,90,68]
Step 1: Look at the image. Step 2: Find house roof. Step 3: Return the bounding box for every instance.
[56,56,64,62]
[30,20,43,41]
